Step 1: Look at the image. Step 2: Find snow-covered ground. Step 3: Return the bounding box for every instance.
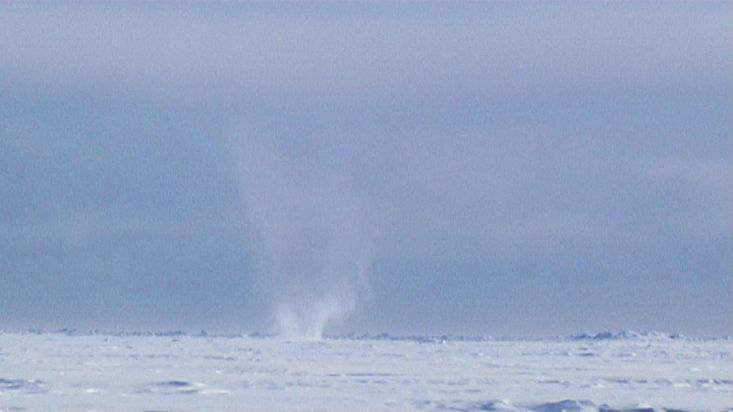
[0,331,730,411]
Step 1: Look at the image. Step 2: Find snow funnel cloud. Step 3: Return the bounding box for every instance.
[231,125,373,339]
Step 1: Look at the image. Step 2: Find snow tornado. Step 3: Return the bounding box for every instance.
[230,126,373,339]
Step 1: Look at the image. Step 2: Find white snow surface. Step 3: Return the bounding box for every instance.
[0,331,730,411]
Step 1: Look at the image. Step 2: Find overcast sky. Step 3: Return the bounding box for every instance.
[0,2,730,337]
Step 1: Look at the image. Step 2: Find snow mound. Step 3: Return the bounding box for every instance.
[473,399,694,412]
[566,331,690,341]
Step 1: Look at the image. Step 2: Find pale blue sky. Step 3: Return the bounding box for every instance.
[0,2,730,336]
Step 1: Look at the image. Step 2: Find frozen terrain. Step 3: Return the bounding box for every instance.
[0,331,730,412]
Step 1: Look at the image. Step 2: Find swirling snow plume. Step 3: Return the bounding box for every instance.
[230,124,373,339]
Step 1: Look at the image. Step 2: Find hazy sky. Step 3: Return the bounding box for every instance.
[1,2,730,337]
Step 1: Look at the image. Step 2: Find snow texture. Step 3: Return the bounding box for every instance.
[0,331,730,411]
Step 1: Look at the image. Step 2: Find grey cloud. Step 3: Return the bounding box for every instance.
[0,2,729,336]
[0,3,727,110]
